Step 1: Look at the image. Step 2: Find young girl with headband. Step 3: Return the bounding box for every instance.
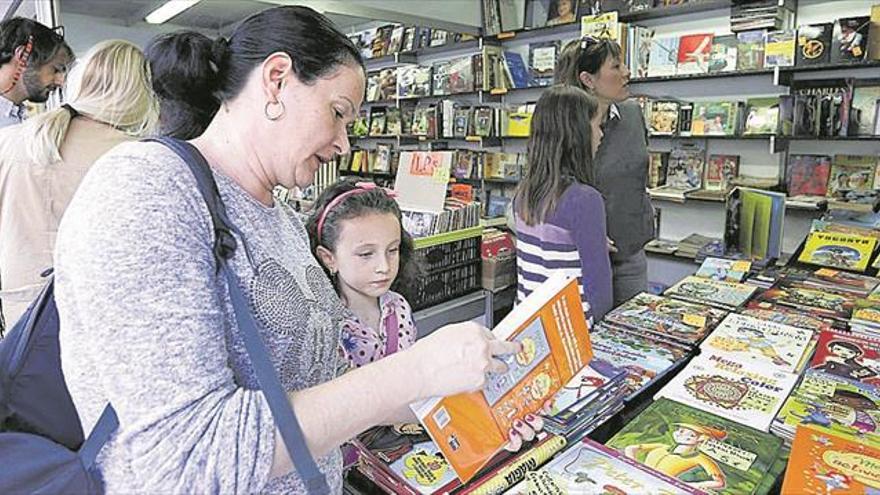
[306,178,420,367]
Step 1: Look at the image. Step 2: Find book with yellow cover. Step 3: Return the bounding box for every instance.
[410,273,593,482]
[798,231,877,272]
[782,423,880,494]
[580,11,620,41]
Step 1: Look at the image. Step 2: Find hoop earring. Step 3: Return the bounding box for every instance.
[264,100,286,121]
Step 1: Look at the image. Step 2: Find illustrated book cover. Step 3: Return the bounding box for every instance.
[797,231,877,272]
[781,423,880,494]
[695,257,750,283]
[786,154,832,197]
[701,313,814,374]
[810,329,880,387]
[665,275,756,310]
[604,292,727,348]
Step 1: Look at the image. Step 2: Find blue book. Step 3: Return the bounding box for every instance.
[503,51,529,89]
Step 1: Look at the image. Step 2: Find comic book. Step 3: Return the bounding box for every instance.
[411,274,593,482]
[604,292,727,348]
[665,276,756,310]
[606,398,785,495]
[782,423,880,494]
[590,324,691,398]
[657,352,799,431]
[509,437,702,495]
[773,368,880,444]
[810,330,880,387]
[701,313,814,374]
[695,258,750,283]
[798,231,877,272]
[786,154,832,197]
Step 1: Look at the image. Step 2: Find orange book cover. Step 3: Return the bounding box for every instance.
[782,423,880,494]
[410,273,593,482]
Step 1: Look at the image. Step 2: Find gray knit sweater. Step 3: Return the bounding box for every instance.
[55,141,347,493]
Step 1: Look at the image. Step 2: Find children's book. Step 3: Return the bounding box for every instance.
[782,423,880,495]
[696,257,750,283]
[702,313,814,374]
[590,325,690,398]
[828,154,876,199]
[831,16,870,63]
[704,155,739,192]
[516,437,702,495]
[677,33,713,75]
[649,100,680,135]
[743,98,778,135]
[773,368,880,444]
[756,283,856,321]
[395,151,453,213]
[692,101,739,136]
[708,34,738,73]
[665,276,756,310]
[798,231,877,272]
[797,23,833,66]
[656,352,799,431]
[786,154,832,197]
[410,274,593,482]
[647,36,679,77]
[606,398,785,495]
[763,30,795,67]
[604,292,727,348]
[736,30,765,71]
[740,307,832,333]
[810,329,880,387]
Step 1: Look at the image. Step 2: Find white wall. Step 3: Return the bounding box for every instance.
[60,11,216,56]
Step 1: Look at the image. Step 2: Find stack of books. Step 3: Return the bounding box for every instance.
[603,292,728,349]
[542,359,628,440]
[676,233,719,258]
[664,275,757,311]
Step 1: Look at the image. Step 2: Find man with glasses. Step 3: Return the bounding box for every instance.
[0,18,73,128]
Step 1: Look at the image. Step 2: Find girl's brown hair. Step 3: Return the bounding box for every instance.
[515,85,599,226]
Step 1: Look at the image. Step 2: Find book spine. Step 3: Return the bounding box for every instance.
[462,436,567,495]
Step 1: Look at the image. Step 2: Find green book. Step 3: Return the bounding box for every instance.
[739,192,757,258]
[749,191,772,260]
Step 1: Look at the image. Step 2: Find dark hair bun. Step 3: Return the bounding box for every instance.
[146,31,218,104]
[210,36,230,71]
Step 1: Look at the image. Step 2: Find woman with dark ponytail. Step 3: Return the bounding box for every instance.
[145,31,219,139]
[53,6,519,493]
[556,37,653,306]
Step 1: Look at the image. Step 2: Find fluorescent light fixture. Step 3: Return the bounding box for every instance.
[145,0,201,24]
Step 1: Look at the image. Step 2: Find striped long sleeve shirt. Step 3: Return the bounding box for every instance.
[515,183,614,325]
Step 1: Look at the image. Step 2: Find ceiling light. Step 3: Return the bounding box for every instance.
[145,0,201,25]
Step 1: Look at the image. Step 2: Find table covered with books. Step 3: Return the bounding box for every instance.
[344,212,880,495]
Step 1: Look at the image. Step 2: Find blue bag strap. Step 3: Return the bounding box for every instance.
[147,137,330,495]
[79,405,119,470]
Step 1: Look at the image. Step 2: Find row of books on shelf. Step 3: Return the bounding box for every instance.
[643,85,880,138]
[401,199,482,239]
[347,23,477,61]
[351,101,535,140]
[352,242,880,494]
[338,148,527,183]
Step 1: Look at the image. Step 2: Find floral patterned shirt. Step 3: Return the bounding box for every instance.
[341,291,417,367]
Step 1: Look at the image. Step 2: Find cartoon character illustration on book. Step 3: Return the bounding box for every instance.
[402,449,450,486]
[623,423,727,491]
[711,326,790,368]
[814,468,851,492]
[813,340,879,382]
[813,245,862,269]
[802,389,880,436]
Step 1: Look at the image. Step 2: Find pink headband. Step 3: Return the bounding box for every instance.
[316,182,398,245]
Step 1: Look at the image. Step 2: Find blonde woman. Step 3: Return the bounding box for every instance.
[0,39,159,328]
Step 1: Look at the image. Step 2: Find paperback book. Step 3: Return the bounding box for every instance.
[701,313,814,374]
[411,274,593,482]
[528,42,558,87]
[695,257,750,283]
[756,283,856,321]
[656,352,799,431]
[798,231,877,272]
[665,275,757,310]
[810,329,880,386]
[691,101,739,136]
[604,292,727,348]
[828,154,876,199]
[398,65,433,99]
[704,154,739,193]
[649,100,680,135]
[850,85,880,136]
[606,398,785,495]
[796,23,833,66]
[743,97,778,135]
[740,306,832,334]
[782,423,880,494]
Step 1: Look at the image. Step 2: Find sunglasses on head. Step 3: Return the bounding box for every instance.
[580,35,609,51]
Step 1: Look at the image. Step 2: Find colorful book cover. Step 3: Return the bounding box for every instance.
[798,231,877,272]
[850,85,880,136]
[810,330,880,387]
[411,274,592,482]
[590,325,690,397]
[548,358,626,415]
[649,100,681,136]
[502,51,529,89]
[708,34,738,73]
[677,33,714,75]
[736,30,765,71]
[797,23,833,66]
[828,154,876,199]
[397,65,432,99]
[774,369,880,444]
[516,437,702,495]
[696,258,751,283]
[743,98,778,135]
[665,276,756,310]
[648,36,680,77]
[604,292,727,347]
[463,434,567,495]
[786,154,832,197]
[831,16,871,63]
[756,284,855,321]
[388,439,460,494]
[811,268,880,293]
[740,307,832,333]
[580,11,620,41]
[764,30,795,67]
[853,299,880,328]
[656,353,799,431]
[702,313,814,374]
[782,423,880,494]
[692,102,738,137]
[607,398,784,495]
[705,155,739,191]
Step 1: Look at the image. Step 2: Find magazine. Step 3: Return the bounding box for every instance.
[810,329,880,386]
[656,353,799,431]
[702,313,814,374]
[411,274,593,482]
[695,258,750,283]
[606,398,785,495]
[604,292,726,347]
[798,231,877,272]
[513,437,702,494]
[665,276,756,310]
[782,423,880,494]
